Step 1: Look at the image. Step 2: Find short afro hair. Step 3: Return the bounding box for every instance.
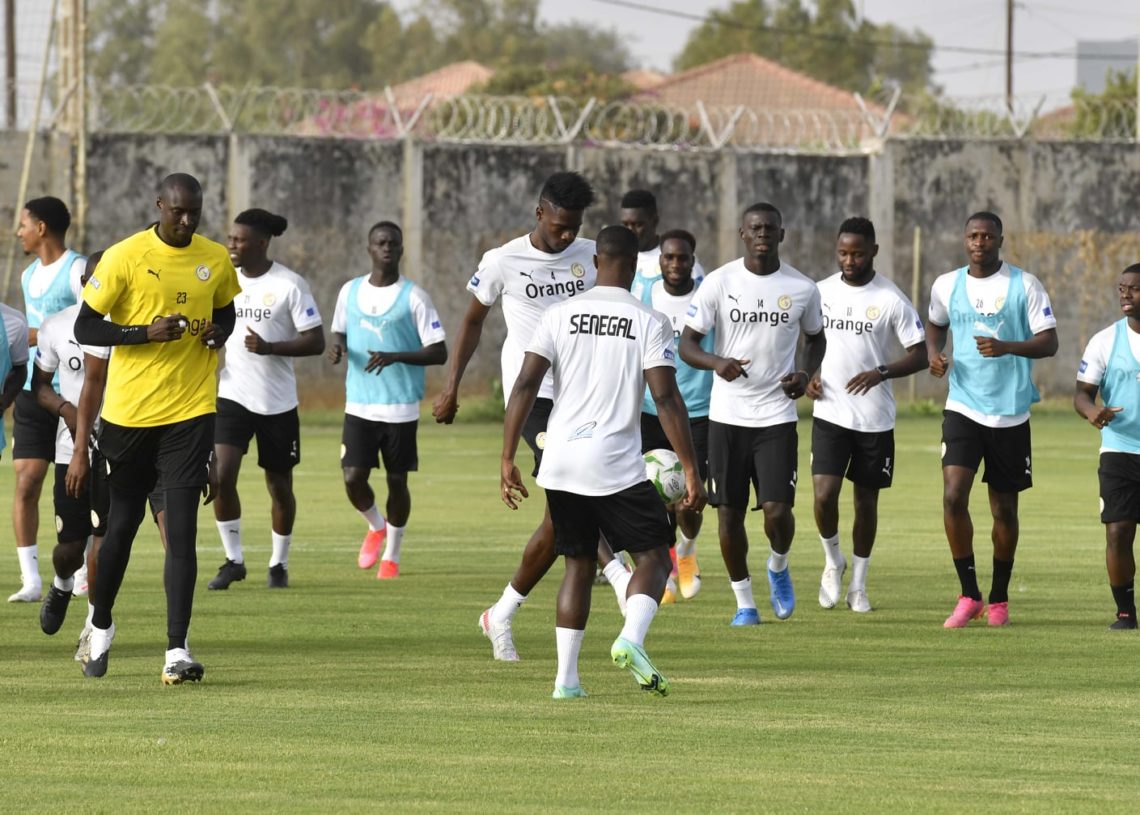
[620,189,657,214]
[965,211,1002,234]
[659,228,696,253]
[24,197,71,236]
[838,216,875,243]
[539,171,595,212]
[235,208,288,238]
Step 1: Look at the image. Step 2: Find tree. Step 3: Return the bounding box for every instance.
[1067,69,1137,140]
[478,60,635,103]
[674,0,934,97]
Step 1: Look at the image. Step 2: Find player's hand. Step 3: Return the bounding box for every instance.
[501,460,528,509]
[432,389,459,424]
[713,357,750,382]
[365,351,396,374]
[148,313,187,343]
[678,472,707,513]
[1087,405,1123,429]
[974,336,1008,358]
[202,453,218,505]
[244,327,271,355]
[806,374,824,400]
[326,343,344,364]
[65,450,90,499]
[199,321,227,349]
[846,368,885,396]
[929,352,949,378]
[780,370,808,399]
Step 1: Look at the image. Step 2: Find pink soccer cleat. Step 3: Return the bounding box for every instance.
[986,601,1009,626]
[943,595,985,628]
[357,528,386,570]
[377,559,399,580]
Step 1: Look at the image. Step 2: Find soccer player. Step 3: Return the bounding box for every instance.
[637,228,712,603]
[328,221,446,580]
[680,202,825,626]
[0,303,30,461]
[621,189,704,300]
[805,217,927,613]
[430,171,617,662]
[927,211,1057,628]
[73,172,240,682]
[10,197,85,603]
[208,209,325,591]
[501,225,706,698]
[1074,264,1140,630]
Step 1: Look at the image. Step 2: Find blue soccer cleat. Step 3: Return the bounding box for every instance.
[768,566,795,620]
[552,684,588,699]
[730,607,760,626]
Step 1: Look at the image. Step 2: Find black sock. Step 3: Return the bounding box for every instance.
[989,558,1014,604]
[163,487,200,651]
[953,555,982,601]
[1111,582,1136,616]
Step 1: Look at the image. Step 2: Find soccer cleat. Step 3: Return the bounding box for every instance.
[39,586,73,635]
[8,584,42,603]
[267,564,289,588]
[611,636,669,696]
[1110,611,1138,630]
[661,576,678,605]
[677,554,701,599]
[207,559,247,590]
[943,595,985,628]
[74,625,92,663]
[552,684,588,699]
[162,649,205,685]
[818,559,847,609]
[377,559,399,580]
[84,624,115,678]
[731,607,760,626]
[845,588,872,614]
[986,601,1009,626]
[479,607,520,661]
[357,528,386,570]
[73,566,89,597]
[768,567,796,620]
[669,547,679,577]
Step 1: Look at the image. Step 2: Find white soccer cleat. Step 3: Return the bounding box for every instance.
[8,584,42,603]
[846,588,872,613]
[818,559,846,609]
[479,608,520,661]
[75,624,92,662]
[73,567,89,597]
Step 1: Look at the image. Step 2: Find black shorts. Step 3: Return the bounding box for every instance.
[215,397,301,471]
[522,398,553,478]
[1099,452,1140,524]
[941,411,1032,493]
[640,412,710,482]
[53,463,91,544]
[707,420,798,510]
[341,415,418,473]
[97,414,215,495]
[546,480,674,558]
[12,390,57,461]
[811,417,895,489]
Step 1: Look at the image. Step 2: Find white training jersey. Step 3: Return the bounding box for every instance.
[219,263,324,415]
[466,235,596,405]
[332,274,446,423]
[928,262,1056,428]
[1,303,29,367]
[630,243,706,300]
[528,286,675,496]
[686,258,823,428]
[1077,323,1140,454]
[32,303,109,464]
[813,272,925,432]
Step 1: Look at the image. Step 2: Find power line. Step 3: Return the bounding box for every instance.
[588,0,1139,61]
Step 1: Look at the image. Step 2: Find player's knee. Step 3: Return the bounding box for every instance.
[385,471,409,494]
[762,501,792,525]
[943,485,969,514]
[852,491,879,516]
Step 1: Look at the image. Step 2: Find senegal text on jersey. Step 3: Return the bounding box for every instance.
[568,313,637,339]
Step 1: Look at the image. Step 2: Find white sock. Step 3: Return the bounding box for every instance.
[731,576,756,610]
[603,558,632,614]
[619,594,659,647]
[53,574,75,592]
[90,623,114,659]
[16,545,40,587]
[768,548,789,573]
[676,534,697,558]
[382,525,404,563]
[555,627,584,688]
[850,555,871,592]
[360,505,385,532]
[86,602,95,628]
[216,519,243,564]
[820,534,843,568]
[490,583,528,624]
[269,532,291,568]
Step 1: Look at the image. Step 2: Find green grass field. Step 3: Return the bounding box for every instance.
[0,410,1136,813]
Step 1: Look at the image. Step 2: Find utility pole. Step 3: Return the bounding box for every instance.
[4,0,14,128]
[1005,0,1014,112]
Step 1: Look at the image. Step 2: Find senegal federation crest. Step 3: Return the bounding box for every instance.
[866,305,881,320]
[536,431,546,450]
[570,263,585,279]
[778,295,792,310]
[262,292,277,307]
[196,265,211,281]
[994,296,1006,310]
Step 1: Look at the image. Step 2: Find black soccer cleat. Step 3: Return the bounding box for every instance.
[267,564,289,589]
[162,656,205,685]
[39,586,73,635]
[84,651,109,678]
[207,559,247,590]
[1110,611,1137,630]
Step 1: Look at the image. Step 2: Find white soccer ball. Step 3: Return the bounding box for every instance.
[644,448,685,504]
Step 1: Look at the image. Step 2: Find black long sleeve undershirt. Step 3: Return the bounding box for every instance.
[73,302,149,346]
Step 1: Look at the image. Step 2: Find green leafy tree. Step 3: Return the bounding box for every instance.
[478,60,634,103]
[1068,69,1137,139]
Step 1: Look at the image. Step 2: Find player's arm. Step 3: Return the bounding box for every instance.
[646,366,707,513]
[974,327,1058,360]
[245,325,325,357]
[0,363,26,413]
[500,351,549,510]
[364,341,448,374]
[327,331,347,364]
[66,353,108,498]
[781,329,825,399]
[31,364,76,436]
[73,302,188,345]
[199,301,236,349]
[679,326,749,381]
[846,341,928,396]
[1074,380,1121,429]
[433,296,491,424]
[926,321,950,377]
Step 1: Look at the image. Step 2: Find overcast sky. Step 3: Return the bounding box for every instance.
[538,0,1139,103]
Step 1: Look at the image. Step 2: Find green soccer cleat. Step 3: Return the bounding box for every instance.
[610,636,669,696]
[552,684,588,699]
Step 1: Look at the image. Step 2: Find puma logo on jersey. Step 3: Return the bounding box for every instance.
[358,319,384,340]
[727,294,740,304]
[147,269,161,280]
[519,271,535,281]
[973,319,1004,338]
